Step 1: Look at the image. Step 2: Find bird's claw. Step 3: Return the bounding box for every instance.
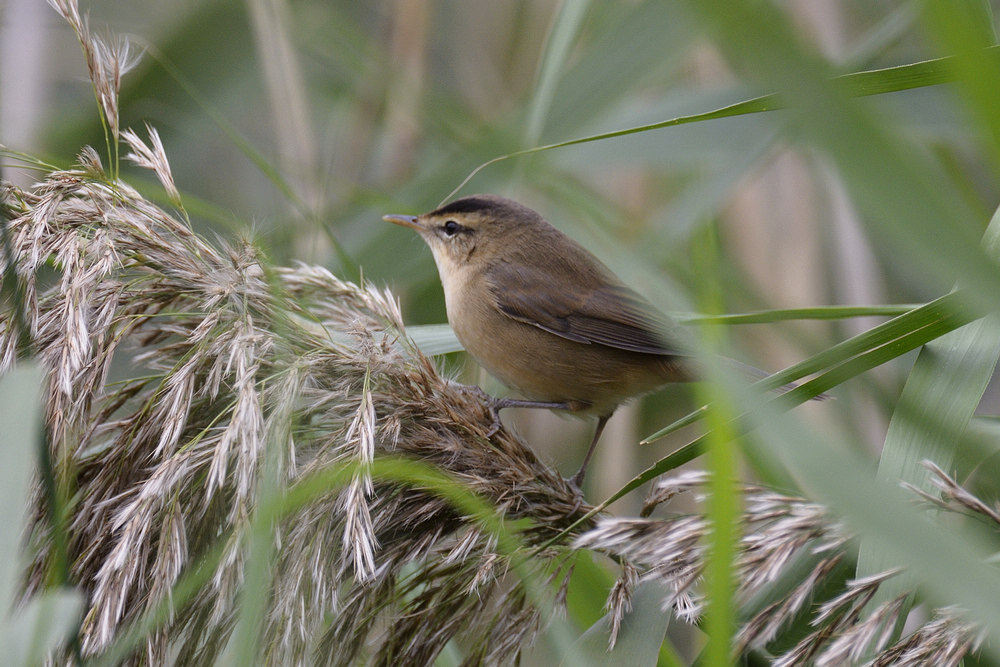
[485,400,504,438]
[564,474,584,504]
[453,383,505,438]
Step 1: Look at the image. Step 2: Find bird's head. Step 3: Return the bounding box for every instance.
[383,194,547,269]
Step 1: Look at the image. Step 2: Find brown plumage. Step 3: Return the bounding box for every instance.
[385,194,692,486]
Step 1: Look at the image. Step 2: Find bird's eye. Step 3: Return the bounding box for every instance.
[443,220,460,236]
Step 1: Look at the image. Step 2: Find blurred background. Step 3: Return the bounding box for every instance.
[4,0,997,503]
[6,1,1000,662]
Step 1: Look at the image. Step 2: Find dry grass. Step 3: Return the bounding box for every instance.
[579,469,984,666]
[1,148,590,664]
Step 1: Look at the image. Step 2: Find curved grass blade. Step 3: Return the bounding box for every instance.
[643,291,976,446]
[569,580,677,667]
[445,48,1000,202]
[533,290,980,558]
[855,199,1000,635]
[406,305,921,360]
[404,323,463,356]
[678,304,919,325]
[604,292,979,520]
[523,0,592,148]
[0,365,84,666]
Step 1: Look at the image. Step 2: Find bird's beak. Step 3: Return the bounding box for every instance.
[383,214,421,230]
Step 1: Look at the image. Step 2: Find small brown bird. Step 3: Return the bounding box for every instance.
[385,194,701,487]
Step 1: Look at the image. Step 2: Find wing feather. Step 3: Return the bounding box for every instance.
[486,260,681,355]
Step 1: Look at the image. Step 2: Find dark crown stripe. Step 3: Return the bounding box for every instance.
[430,196,498,217]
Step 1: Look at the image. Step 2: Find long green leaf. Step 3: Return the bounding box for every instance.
[569,580,676,667]
[0,365,43,648]
[545,291,975,536]
[745,393,1000,663]
[855,202,1000,624]
[446,46,1000,202]
[643,291,976,445]
[679,304,920,325]
[405,323,463,356]
[921,0,1000,170]
[0,365,84,666]
[523,0,591,148]
[404,305,923,360]
[693,225,740,666]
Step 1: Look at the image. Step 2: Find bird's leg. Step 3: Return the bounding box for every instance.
[483,396,577,438]
[489,397,577,411]
[570,413,612,488]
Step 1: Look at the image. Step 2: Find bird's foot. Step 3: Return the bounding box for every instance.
[448,383,504,436]
[485,397,505,438]
[462,388,579,439]
[562,474,586,514]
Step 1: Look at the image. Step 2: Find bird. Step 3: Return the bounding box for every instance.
[384,194,745,487]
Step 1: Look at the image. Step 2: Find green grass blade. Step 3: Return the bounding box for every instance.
[678,304,920,325]
[0,365,84,665]
[643,291,976,445]
[570,580,676,667]
[0,365,43,641]
[855,201,1000,628]
[9,591,84,667]
[921,1,1000,170]
[745,398,1000,663]
[404,305,918,360]
[682,0,1000,314]
[692,224,740,666]
[447,47,1000,202]
[524,0,592,148]
[404,323,464,356]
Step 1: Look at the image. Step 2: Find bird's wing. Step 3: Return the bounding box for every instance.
[485,260,682,355]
